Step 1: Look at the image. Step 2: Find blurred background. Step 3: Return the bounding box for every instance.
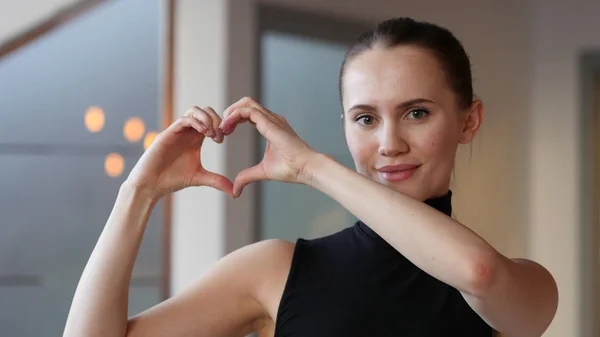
[0,0,596,336]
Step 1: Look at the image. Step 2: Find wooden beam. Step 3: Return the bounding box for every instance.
[0,0,108,59]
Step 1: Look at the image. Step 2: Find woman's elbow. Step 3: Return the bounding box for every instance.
[463,250,500,298]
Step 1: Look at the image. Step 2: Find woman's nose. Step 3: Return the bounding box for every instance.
[377,124,409,157]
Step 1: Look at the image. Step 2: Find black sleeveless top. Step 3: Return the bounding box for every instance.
[274,191,493,337]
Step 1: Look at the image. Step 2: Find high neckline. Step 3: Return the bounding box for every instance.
[423,190,452,217]
[356,190,453,239]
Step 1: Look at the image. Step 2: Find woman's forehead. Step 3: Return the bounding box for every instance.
[342,47,451,108]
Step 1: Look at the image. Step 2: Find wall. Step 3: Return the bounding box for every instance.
[530,0,600,336]
[171,0,229,295]
[224,0,258,255]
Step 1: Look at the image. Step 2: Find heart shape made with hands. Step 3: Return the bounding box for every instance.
[192,97,315,199]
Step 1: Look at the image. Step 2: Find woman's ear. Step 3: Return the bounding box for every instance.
[459,100,484,144]
[341,113,347,141]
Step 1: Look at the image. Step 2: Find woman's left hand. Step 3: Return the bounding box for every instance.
[220,97,318,197]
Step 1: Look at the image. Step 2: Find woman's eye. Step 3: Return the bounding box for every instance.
[356,115,375,126]
[407,108,430,120]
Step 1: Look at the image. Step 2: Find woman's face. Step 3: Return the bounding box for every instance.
[341,45,482,201]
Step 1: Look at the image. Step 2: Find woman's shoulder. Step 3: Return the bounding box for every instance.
[223,239,296,277]
[206,239,296,299]
[227,239,296,328]
[243,238,296,260]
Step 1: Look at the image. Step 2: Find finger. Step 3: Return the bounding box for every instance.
[193,169,234,198]
[162,117,210,149]
[240,97,281,123]
[220,113,247,136]
[220,107,249,135]
[169,116,207,135]
[221,107,275,137]
[222,96,252,120]
[233,162,267,198]
[221,97,251,135]
[221,117,255,136]
[201,106,224,143]
[221,97,274,130]
[185,107,215,138]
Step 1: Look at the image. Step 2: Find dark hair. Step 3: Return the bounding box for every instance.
[339,17,474,110]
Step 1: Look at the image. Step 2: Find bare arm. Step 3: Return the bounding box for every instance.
[62,184,155,337]
[304,154,558,337]
[305,154,496,295]
[63,184,291,337]
[125,238,293,337]
[63,106,294,337]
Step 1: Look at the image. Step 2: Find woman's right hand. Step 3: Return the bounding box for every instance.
[125,106,234,200]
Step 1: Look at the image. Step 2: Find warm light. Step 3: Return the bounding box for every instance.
[124,117,145,142]
[105,153,124,177]
[85,106,105,132]
[144,131,158,150]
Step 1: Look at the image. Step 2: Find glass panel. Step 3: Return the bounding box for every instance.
[0,0,161,147]
[258,31,356,241]
[0,0,164,335]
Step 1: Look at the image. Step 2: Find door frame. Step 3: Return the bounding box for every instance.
[579,50,600,337]
[253,4,371,241]
[160,0,175,300]
[223,2,371,253]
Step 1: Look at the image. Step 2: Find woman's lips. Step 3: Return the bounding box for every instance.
[376,164,420,182]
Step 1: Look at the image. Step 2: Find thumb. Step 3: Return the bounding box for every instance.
[233,162,267,198]
[193,169,234,198]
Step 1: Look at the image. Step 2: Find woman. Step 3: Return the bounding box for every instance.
[63,17,558,337]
